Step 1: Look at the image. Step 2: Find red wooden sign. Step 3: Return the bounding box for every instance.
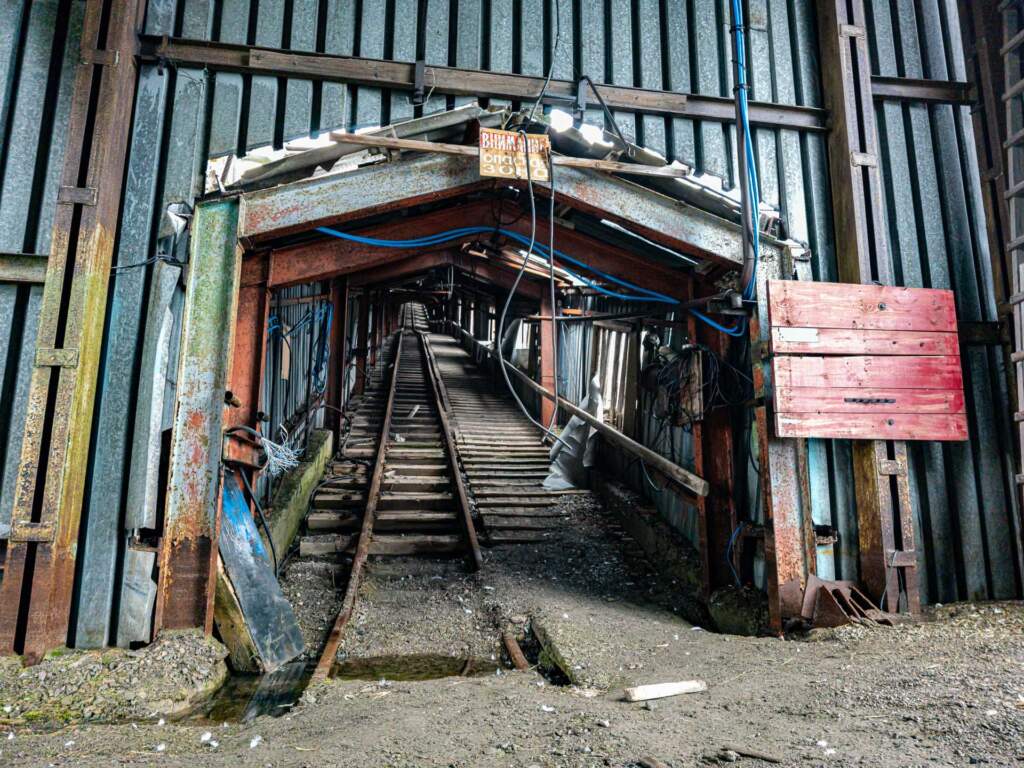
[768,280,968,441]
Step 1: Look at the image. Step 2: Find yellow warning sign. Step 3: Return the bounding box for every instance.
[479,128,550,181]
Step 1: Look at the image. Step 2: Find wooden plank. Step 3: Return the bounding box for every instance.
[325,131,696,178]
[771,327,959,356]
[768,280,957,332]
[141,36,827,131]
[773,356,964,390]
[776,413,969,441]
[775,387,966,414]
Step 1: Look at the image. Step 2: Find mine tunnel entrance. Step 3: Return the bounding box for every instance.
[117,105,796,708]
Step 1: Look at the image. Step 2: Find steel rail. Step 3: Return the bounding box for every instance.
[417,330,483,571]
[311,328,404,682]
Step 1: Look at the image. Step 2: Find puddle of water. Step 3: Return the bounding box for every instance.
[331,653,499,681]
[192,654,501,723]
[195,661,311,723]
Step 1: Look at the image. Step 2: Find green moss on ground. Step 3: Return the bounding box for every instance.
[0,630,228,727]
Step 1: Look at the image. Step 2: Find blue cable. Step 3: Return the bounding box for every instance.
[316,10,764,339]
[317,225,678,304]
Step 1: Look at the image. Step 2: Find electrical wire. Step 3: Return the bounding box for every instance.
[527,0,562,123]
[545,152,560,430]
[725,524,744,587]
[490,130,569,448]
[316,224,676,304]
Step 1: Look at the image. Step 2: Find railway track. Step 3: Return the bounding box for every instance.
[427,333,569,545]
[308,304,480,679]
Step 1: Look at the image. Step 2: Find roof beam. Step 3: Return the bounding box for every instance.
[247,154,763,271]
[239,153,490,243]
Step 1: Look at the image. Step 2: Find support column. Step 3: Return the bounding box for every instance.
[154,200,242,635]
[326,277,349,435]
[818,0,919,613]
[539,292,556,427]
[224,252,270,460]
[354,294,370,395]
[0,0,145,659]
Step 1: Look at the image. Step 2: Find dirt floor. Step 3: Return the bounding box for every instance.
[3,493,1023,767]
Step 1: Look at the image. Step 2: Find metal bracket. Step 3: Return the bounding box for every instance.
[840,23,865,39]
[851,152,877,167]
[887,549,917,568]
[876,458,905,476]
[11,520,56,542]
[411,59,426,106]
[58,185,97,206]
[35,347,79,368]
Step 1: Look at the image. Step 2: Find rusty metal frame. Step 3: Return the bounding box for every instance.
[0,0,145,660]
[239,153,751,272]
[154,199,243,634]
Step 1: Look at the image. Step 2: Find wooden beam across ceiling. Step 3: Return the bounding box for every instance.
[138,35,827,132]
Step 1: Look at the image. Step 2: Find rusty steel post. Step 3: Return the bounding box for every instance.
[818,0,920,614]
[223,252,270,464]
[539,292,556,428]
[154,200,242,635]
[0,0,145,660]
[749,247,811,632]
[354,293,370,395]
[326,277,350,435]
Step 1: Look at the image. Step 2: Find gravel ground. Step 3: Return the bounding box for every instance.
[3,494,1023,767]
[0,630,227,727]
[340,557,502,662]
[279,559,344,661]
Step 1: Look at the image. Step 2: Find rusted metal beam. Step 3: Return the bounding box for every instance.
[0,0,144,660]
[0,253,48,284]
[138,35,827,132]
[312,330,404,682]
[154,199,242,635]
[326,277,350,434]
[354,294,370,396]
[267,201,494,287]
[225,252,270,444]
[239,154,489,244]
[818,0,920,615]
[538,292,556,428]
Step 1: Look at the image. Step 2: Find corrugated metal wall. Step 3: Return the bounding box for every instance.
[0,0,81,544]
[0,0,1019,646]
[865,0,1022,602]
